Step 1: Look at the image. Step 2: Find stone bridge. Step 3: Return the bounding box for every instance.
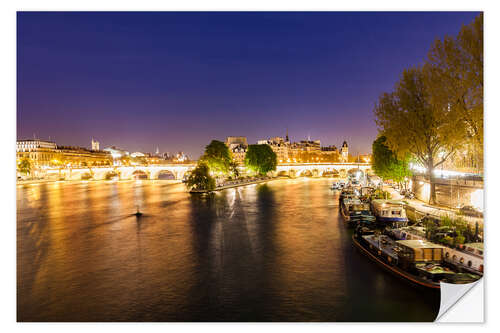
[273,163,371,178]
[43,164,196,181]
[41,162,371,181]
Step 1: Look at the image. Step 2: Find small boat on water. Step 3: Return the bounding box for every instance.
[338,187,357,203]
[387,227,484,275]
[352,232,481,289]
[371,199,408,228]
[341,197,361,218]
[341,198,376,227]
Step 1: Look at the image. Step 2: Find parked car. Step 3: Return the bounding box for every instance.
[459,205,483,218]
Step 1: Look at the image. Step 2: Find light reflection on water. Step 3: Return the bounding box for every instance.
[17,179,439,321]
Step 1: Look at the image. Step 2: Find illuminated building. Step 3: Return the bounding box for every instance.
[340,141,349,162]
[91,138,100,151]
[16,139,112,167]
[130,152,146,158]
[103,146,129,158]
[55,146,112,166]
[258,136,290,163]
[293,139,321,152]
[359,154,372,163]
[102,146,129,165]
[16,139,57,166]
[174,151,188,163]
[225,136,248,165]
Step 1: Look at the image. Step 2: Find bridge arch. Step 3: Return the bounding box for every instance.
[277,170,288,177]
[104,170,120,180]
[348,168,364,178]
[80,172,93,180]
[300,170,313,177]
[132,170,149,180]
[157,169,176,180]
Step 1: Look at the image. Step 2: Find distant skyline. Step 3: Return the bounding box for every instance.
[17,11,479,158]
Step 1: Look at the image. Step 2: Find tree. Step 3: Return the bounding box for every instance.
[374,67,466,204]
[244,144,277,175]
[17,158,32,175]
[229,161,240,178]
[186,162,216,191]
[372,136,412,188]
[426,13,483,157]
[200,140,232,175]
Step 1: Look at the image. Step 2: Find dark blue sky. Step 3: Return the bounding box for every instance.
[17,12,479,158]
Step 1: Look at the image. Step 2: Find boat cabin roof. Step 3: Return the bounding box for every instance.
[343,198,361,204]
[396,239,445,249]
[371,199,406,206]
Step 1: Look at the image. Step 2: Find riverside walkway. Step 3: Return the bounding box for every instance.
[384,186,483,227]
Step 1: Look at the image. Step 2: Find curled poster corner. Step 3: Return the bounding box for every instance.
[435,278,484,322]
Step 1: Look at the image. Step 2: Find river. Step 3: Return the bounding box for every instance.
[17,178,439,321]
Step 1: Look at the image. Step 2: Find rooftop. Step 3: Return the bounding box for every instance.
[371,199,406,206]
[17,139,56,143]
[396,239,446,249]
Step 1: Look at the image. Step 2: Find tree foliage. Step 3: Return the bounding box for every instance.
[373,14,482,204]
[18,158,32,175]
[426,13,483,152]
[229,161,240,178]
[186,162,216,191]
[374,67,466,204]
[200,140,232,175]
[244,144,277,175]
[372,136,412,185]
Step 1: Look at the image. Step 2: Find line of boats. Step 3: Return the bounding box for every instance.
[333,184,483,290]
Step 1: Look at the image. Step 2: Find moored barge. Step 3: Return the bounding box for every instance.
[352,233,480,289]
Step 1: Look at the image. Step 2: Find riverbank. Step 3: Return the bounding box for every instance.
[384,186,483,227]
[190,176,278,193]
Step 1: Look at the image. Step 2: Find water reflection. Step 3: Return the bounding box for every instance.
[17,179,439,321]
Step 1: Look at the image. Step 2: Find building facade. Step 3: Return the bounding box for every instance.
[17,139,113,168]
[91,138,100,151]
[55,146,113,166]
[257,136,290,163]
[256,135,351,164]
[16,140,58,166]
[225,136,248,165]
[340,141,349,162]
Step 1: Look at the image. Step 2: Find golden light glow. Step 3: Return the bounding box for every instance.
[471,189,484,212]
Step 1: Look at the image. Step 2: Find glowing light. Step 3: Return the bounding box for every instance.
[421,183,430,202]
[470,189,484,212]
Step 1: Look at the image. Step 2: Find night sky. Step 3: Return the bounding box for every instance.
[17,12,479,158]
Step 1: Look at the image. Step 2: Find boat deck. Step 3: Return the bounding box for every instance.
[363,235,399,260]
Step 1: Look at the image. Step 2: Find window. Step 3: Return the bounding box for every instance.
[467,261,472,267]
[423,248,434,260]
